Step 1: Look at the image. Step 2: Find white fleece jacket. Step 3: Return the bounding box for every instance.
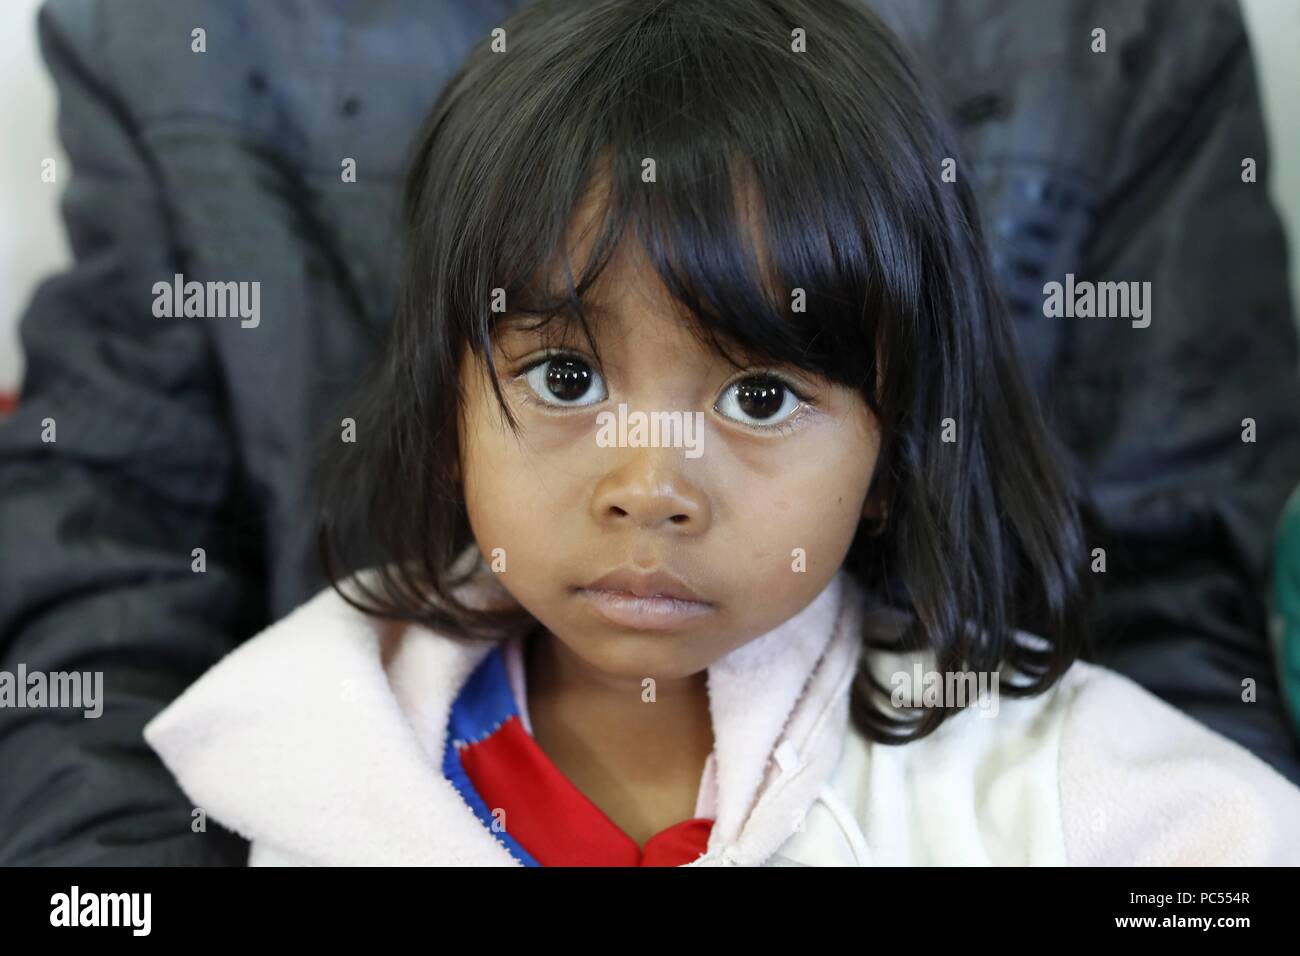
[143,561,1300,866]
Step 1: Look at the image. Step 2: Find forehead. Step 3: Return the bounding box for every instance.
[490,160,786,370]
[500,237,703,343]
[493,299,716,373]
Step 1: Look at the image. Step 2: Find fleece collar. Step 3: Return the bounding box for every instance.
[144,556,865,866]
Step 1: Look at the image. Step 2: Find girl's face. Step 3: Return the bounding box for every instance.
[458,208,881,683]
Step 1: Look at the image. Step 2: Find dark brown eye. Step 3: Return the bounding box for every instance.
[523,354,607,406]
[716,376,801,427]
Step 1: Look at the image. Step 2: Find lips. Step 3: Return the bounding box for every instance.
[579,567,709,604]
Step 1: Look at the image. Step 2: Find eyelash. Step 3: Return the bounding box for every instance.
[509,348,816,435]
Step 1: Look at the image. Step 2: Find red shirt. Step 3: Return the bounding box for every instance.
[446,637,714,866]
[458,713,714,866]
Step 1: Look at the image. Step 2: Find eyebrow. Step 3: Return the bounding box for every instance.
[497,299,617,333]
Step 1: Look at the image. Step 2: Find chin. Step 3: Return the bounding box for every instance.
[568,627,713,679]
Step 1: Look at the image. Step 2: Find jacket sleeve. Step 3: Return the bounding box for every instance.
[1058,664,1300,865]
[1062,0,1300,781]
[0,0,257,864]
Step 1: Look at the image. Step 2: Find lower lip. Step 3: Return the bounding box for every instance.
[576,588,714,631]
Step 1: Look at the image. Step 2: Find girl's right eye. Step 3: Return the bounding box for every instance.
[519,352,608,407]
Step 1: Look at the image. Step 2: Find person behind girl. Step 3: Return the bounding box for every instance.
[145,0,1300,865]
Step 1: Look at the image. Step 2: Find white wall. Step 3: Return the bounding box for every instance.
[0,0,68,393]
[1242,0,1300,336]
[0,0,1298,393]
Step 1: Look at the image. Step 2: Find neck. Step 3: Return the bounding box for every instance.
[523,627,715,830]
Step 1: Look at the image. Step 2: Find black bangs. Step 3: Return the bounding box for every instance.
[424,0,961,425]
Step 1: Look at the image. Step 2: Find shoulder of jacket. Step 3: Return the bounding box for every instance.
[1054,660,1300,864]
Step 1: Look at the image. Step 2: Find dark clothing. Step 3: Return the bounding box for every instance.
[2,0,1298,864]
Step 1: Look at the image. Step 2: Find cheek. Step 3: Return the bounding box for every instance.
[462,422,538,545]
[459,398,581,563]
[460,374,524,545]
[728,428,876,574]
[735,474,863,568]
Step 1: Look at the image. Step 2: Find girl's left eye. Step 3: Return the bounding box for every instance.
[715,376,805,429]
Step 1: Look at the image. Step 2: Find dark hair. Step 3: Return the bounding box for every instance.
[311,0,1093,744]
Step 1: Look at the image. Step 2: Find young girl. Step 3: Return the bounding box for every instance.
[145,0,1300,865]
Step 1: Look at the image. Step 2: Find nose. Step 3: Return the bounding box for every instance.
[589,447,710,534]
